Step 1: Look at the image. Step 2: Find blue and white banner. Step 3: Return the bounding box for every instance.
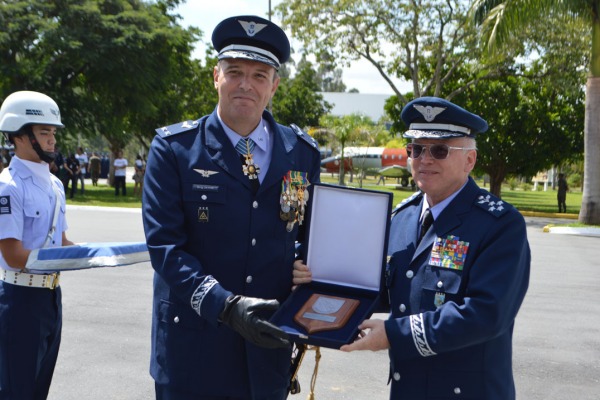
[25,242,149,273]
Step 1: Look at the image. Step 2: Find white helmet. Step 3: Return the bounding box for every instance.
[0,90,64,134]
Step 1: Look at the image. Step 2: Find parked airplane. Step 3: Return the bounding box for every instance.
[320,146,413,186]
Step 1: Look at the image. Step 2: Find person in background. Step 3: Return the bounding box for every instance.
[142,15,321,400]
[132,154,145,197]
[75,146,88,195]
[557,172,569,213]
[64,153,80,199]
[0,90,74,399]
[88,151,101,186]
[113,150,127,196]
[296,97,531,400]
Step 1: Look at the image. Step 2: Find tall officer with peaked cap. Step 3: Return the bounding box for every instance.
[339,97,530,399]
[0,91,74,399]
[142,15,321,400]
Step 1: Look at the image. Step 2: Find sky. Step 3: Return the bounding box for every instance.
[174,0,408,95]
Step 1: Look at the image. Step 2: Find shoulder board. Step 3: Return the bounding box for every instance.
[155,120,200,138]
[290,123,319,151]
[392,191,423,215]
[474,189,512,217]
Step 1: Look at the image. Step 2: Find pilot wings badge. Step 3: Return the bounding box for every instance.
[238,20,267,37]
[194,169,219,178]
[414,105,446,122]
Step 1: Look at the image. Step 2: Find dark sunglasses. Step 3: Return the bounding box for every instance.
[406,143,476,160]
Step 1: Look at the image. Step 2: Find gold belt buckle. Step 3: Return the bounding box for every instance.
[45,272,60,289]
[51,272,60,289]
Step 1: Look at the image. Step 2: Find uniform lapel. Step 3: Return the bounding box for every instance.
[204,111,253,191]
[257,112,296,193]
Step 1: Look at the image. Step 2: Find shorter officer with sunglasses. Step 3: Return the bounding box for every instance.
[339,97,531,400]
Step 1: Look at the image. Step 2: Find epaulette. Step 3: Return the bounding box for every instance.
[474,189,512,217]
[290,123,319,152]
[392,191,423,216]
[155,120,200,138]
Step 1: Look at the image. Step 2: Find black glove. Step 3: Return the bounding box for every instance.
[219,295,290,349]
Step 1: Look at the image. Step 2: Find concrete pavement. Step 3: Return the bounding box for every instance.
[45,208,600,399]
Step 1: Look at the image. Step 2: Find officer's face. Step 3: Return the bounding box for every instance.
[214,59,280,135]
[410,137,477,206]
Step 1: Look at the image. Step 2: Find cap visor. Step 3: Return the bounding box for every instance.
[218,50,279,69]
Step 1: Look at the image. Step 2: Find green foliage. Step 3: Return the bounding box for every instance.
[319,113,374,185]
[272,60,332,127]
[0,0,200,154]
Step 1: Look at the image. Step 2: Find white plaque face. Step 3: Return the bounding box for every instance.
[312,297,344,314]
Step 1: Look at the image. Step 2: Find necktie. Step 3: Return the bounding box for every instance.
[418,208,434,244]
[236,138,260,193]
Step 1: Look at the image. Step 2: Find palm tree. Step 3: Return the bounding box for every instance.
[471,0,600,224]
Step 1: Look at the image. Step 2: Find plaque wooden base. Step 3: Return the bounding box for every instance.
[294,294,360,334]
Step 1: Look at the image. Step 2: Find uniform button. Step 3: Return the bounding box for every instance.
[399,304,406,312]
[454,387,461,395]
[173,316,180,323]
[246,275,253,284]
[252,201,258,209]
[251,238,256,246]
[406,270,414,279]
[201,195,207,200]
[437,280,444,288]
[393,372,401,381]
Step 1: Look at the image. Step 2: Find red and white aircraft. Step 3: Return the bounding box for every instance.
[321,146,412,186]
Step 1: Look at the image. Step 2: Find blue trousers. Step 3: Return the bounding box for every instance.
[0,282,62,400]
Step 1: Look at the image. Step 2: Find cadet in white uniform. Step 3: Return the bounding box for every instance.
[0,91,73,400]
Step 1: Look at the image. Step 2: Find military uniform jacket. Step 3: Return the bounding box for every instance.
[384,177,530,400]
[142,109,321,398]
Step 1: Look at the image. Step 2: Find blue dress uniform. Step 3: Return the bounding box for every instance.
[142,109,321,399]
[0,157,67,399]
[381,97,531,400]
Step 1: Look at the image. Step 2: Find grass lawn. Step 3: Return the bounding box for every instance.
[67,182,142,208]
[319,174,582,215]
[68,174,583,217]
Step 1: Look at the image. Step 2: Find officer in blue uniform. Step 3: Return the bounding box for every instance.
[340,97,531,399]
[142,15,321,400]
[0,91,73,399]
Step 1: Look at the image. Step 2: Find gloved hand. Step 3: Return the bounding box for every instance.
[219,295,290,349]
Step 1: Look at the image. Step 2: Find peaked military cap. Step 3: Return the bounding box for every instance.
[402,97,488,139]
[212,15,291,70]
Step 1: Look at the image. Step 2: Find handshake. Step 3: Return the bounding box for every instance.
[219,295,290,349]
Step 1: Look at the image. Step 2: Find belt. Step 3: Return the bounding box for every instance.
[0,269,60,289]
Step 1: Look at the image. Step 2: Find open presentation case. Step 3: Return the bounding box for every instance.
[270,183,392,349]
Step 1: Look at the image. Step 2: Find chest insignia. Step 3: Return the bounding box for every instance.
[198,206,209,223]
[280,171,310,232]
[194,169,219,178]
[429,235,469,270]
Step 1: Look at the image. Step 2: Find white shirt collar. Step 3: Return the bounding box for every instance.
[421,179,469,221]
[218,114,270,153]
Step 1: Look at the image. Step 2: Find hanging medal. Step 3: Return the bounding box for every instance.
[280,171,310,231]
[241,139,260,180]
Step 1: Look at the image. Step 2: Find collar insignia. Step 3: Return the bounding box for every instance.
[182,120,198,129]
[414,105,446,122]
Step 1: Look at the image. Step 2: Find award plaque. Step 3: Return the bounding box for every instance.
[294,294,360,334]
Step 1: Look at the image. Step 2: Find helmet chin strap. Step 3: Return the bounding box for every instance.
[27,133,56,164]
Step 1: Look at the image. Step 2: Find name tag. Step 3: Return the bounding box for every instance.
[192,184,219,192]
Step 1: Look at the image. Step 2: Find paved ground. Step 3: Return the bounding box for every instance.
[46,208,600,399]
